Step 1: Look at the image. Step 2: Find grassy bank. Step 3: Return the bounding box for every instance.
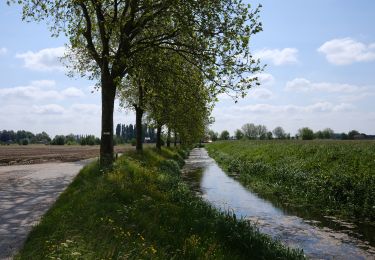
[206,140,375,222]
[17,148,303,259]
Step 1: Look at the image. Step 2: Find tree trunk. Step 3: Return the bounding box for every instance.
[135,106,143,151]
[166,128,171,147]
[174,130,177,147]
[156,125,162,150]
[100,75,116,168]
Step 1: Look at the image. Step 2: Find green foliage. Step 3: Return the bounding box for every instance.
[220,130,230,140]
[273,126,286,139]
[207,140,375,221]
[51,135,66,145]
[16,148,303,259]
[208,130,219,141]
[80,135,100,146]
[348,130,360,139]
[11,0,264,166]
[298,127,314,140]
[234,129,244,140]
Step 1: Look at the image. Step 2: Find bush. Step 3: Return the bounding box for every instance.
[298,127,314,140]
[51,135,66,145]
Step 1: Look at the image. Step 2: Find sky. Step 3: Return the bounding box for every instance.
[0,1,375,137]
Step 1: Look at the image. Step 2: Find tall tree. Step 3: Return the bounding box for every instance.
[12,1,262,166]
[273,126,286,139]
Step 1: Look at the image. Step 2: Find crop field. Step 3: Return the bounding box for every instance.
[0,144,134,166]
[206,140,375,222]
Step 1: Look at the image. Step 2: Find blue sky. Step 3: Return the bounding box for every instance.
[0,1,375,137]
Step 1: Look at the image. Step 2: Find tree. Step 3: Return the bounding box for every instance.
[13,1,262,166]
[51,135,66,145]
[34,132,51,143]
[322,128,334,139]
[12,1,262,165]
[115,124,121,138]
[266,131,273,140]
[298,127,314,140]
[314,130,324,139]
[257,125,268,140]
[220,130,230,140]
[348,130,360,140]
[242,123,258,139]
[273,126,286,139]
[234,129,244,140]
[341,133,349,140]
[208,130,219,141]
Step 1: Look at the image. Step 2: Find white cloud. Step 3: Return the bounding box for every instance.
[318,38,375,65]
[221,102,355,115]
[61,87,85,98]
[254,73,275,86]
[254,48,299,65]
[30,80,56,88]
[248,88,273,100]
[16,47,66,71]
[71,104,101,115]
[285,78,364,93]
[0,47,7,55]
[0,81,85,102]
[211,101,363,135]
[217,73,275,101]
[32,104,66,115]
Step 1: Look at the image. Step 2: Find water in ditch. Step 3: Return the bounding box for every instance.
[182,148,375,260]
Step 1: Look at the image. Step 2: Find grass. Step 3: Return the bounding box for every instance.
[17,147,304,259]
[206,140,375,223]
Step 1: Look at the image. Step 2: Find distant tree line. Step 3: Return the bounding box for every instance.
[0,130,100,146]
[115,124,156,144]
[297,128,374,140]
[208,124,374,141]
[0,130,51,145]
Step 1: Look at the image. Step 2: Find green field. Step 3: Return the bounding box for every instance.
[206,140,375,222]
[17,148,303,259]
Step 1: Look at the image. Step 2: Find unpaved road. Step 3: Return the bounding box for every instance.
[0,159,93,259]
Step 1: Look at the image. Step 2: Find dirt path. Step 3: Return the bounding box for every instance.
[0,160,92,259]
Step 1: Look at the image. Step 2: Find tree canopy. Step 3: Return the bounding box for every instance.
[11,0,263,166]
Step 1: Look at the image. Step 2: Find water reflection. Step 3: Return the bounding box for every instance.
[182,148,375,260]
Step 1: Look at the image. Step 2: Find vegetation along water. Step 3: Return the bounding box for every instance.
[206,140,375,227]
[17,148,304,259]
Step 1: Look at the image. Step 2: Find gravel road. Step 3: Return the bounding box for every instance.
[0,159,93,259]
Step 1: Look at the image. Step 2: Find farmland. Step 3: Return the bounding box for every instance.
[0,144,134,166]
[206,140,375,222]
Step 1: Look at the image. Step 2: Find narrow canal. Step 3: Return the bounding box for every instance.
[182,148,375,260]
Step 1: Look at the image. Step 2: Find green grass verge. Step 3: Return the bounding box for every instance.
[206,140,375,222]
[17,147,304,259]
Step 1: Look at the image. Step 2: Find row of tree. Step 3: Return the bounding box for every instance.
[0,130,100,146]
[297,128,371,140]
[209,124,291,141]
[209,125,372,141]
[115,124,156,143]
[51,135,101,146]
[0,130,51,145]
[11,1,263,167]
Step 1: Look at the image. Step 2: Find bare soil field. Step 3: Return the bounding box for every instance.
[0,144,134,166]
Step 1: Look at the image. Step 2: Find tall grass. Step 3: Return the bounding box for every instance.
[17,147,304,259]
[207,140,375,222]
